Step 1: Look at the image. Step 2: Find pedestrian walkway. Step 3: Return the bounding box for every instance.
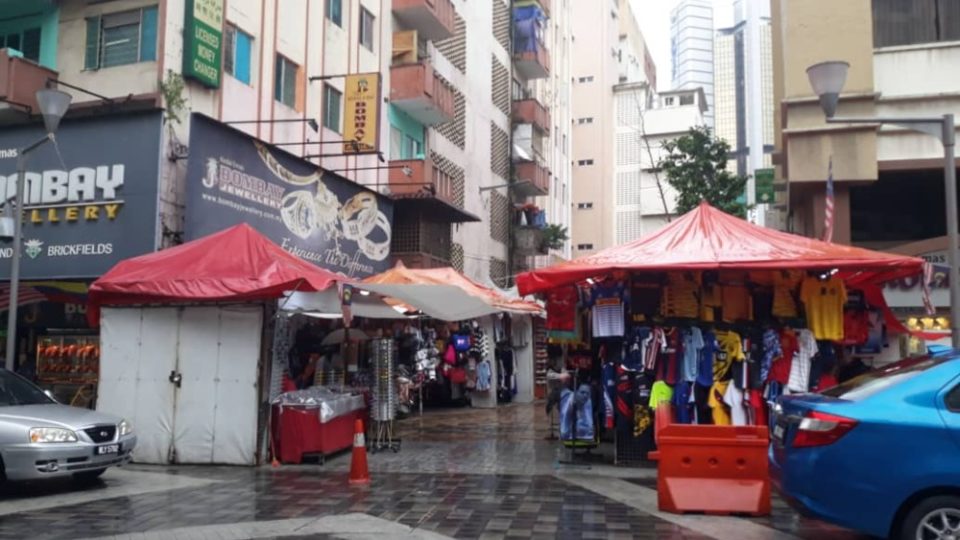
[0,402,864,540]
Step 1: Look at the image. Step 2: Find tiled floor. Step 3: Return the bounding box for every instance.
[0,402,866,540]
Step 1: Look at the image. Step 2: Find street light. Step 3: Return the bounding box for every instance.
[806,60,959,348]
[3,88,71,371]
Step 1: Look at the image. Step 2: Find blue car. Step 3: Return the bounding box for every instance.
[770,353,960,540]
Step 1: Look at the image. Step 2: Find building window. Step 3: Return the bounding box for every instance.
[404,135,422,159]
[577,159,594,166]
[275,55,299,108]
[224,25,253,85]
[872,0,960,48]
[326,0,343,27]
[85,6,158,70]
[323,84,342,132]
[577,117,594,125]
[577,202,593,209]
[679,94,694,106]
[664,96,675,106]
[577,243,594,250]
[1,28,41,63]
[359,7,375,51]
[578,76,594,83]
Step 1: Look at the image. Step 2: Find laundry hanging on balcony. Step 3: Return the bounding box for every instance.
[513,5,546,54]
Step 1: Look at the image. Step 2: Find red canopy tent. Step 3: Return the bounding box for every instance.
[518,202,924,295]
[516,202,945,339]
[88,224,343,317]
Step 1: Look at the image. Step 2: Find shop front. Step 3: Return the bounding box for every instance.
[518,202,924,465]
[884,237,952,356]
[0,111,163,405]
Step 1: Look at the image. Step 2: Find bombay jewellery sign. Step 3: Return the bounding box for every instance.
[183,0,223,88]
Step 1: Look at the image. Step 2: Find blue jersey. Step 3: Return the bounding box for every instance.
[697,331,718,387]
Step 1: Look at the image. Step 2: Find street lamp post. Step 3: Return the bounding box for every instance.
[806,61,960,348]
[3,89,72,371]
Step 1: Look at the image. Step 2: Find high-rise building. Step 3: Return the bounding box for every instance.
[670,0,714,127]
[713,0,774,189]
[570,0,655,255]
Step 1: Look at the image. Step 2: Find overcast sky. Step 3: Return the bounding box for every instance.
[630,0,735,91]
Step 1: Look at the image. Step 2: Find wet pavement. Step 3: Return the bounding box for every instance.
[0,402,865,540]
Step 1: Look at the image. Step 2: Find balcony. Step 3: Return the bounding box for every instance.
[388,157,480,223]
[0,49,58,120]
[392,0,456,41]
[514,160,550,197]
[512,98,550,134]
[513,40,550,80]
[390,61,455,126]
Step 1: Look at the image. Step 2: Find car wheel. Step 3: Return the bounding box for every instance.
[72,469,107,483]
[901,495,960,540]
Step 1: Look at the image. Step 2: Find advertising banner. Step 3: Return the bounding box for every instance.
[342,73,381,154]
[183,0,224,88]
[0,112,163,279]
[185,114,393,278]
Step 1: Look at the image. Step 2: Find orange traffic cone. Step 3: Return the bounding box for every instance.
[348,418,370,485]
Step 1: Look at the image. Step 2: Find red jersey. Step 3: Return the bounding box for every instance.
[546,286,578,331]
[769,329,797,384]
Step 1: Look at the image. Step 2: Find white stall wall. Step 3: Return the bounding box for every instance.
[512,316,535,404]
[98,306,263,465]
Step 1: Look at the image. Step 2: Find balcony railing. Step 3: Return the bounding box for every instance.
[0,49,58,116]
[390,61,455,126]
[512,98,550,134]
[514,160,550,197]
[392,0,456,41]
[388,157,480,223]
[513,40,550,80]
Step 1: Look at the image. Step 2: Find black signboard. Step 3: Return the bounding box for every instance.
[0,112,163,279]
[185,114,393,278]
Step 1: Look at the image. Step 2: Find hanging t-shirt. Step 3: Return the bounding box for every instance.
[787,329,818,393]
[700,285,722,322]
[672,381,694,424]
[841,309,870,345]
[769,329,797,384]
[697,330,719,387]
[723,382,748,426]
[681,327,704,382]
[721,285,753,322]
[800,276,847,341]
[546,286,579,332]
[633,372,654,437]
[656,328,683,384]
[624,326,651,371]
[713,330,745,381]
[630,275,663,322]
[761,328,781,384]
[773,270,802,318]
[602,361,616,429]
[649,381,674,409]
[661,273,701,318]
[709,380,732,425]
[589,282,627,338]
[643,327,667,371]
[615,364,635,437]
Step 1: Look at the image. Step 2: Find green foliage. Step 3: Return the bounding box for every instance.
[658,126,749,218]
[542,223,569,250]
[160,70,187,125]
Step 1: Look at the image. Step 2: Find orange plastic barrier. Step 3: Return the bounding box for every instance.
[653,405,771,516]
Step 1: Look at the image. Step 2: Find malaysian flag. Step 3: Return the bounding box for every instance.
[822,156,835,243]
[921,262,936,316]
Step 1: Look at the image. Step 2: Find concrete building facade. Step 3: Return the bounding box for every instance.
[570,0,653,256]
[670,0,714,127]
[772,0,960,336]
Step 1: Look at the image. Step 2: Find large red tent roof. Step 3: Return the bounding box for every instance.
[89,224,343,310]
[518,202,924,295]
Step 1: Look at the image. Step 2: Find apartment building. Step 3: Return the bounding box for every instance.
[570,0,654,255]
[670,0,714,127]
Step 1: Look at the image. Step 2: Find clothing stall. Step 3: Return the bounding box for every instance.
[518,203,925,464]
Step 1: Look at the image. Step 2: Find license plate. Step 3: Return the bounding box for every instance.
[96,444,119,455]
[773,424,785,441]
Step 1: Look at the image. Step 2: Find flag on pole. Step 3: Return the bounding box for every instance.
[822,156,835,243]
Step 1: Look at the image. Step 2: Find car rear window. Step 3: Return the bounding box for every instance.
[820,356,943,401]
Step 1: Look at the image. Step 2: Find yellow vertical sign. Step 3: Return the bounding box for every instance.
[342,73,380,154]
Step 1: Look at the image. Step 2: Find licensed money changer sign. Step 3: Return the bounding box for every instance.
[183,0,224,88]
[342,73,381,154]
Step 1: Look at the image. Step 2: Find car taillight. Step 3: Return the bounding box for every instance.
[792,410,858,448]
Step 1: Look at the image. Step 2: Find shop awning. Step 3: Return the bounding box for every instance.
[89,224,343,312]
[517,202,925,295]
[281,289,408,319]
[360,262,544,320]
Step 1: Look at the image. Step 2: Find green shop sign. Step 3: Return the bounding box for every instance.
[183,0,223,88]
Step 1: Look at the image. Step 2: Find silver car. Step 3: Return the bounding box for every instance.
[0,368,136,482]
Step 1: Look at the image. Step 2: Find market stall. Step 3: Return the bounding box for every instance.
[517,202,925,464]
[88,224,347,465]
